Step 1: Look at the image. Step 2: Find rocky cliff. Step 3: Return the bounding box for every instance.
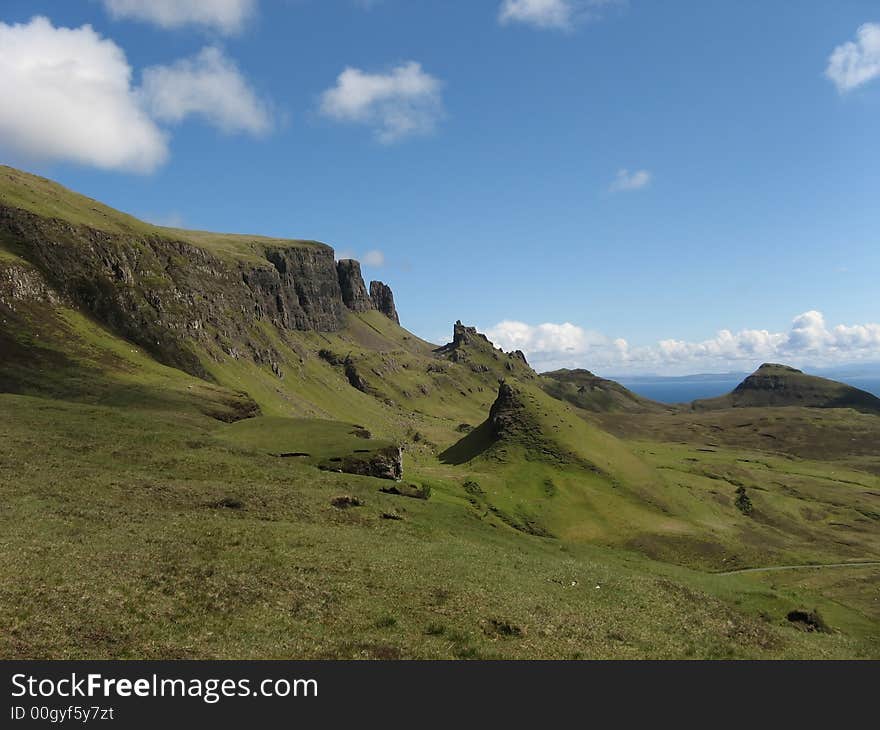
[369,280,399,324]
[0,200,401,380]
[336,259,373,312]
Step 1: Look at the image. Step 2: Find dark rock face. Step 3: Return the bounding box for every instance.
[0,259,59,308]
[0,205,348,378]
[369,280,399,324]
[489,380,526,437]
[451,320,488,348]
[323,445,403,481]
[344,357,370,393]
[336,259,373,312]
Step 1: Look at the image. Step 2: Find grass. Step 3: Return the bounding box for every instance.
[1,164,878,659]
[2,392,876,659]
[0,165,326,263]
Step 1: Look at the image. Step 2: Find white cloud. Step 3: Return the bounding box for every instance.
[498,0,619,30]
[825,22,880,92]
[362,250,386,267]
[319,61,443,143]
[0,16,167,173]
[487,311,880,375]
[335,249,386,267]
[101,0,256,35]
[141,46,272,135]
[610,168,652,192]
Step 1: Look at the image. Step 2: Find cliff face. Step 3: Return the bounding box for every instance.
[336,259,373,312]
[369,280,399,324]
[0,204,399,379]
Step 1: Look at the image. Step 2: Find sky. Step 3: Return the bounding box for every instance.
[0,0,878,375]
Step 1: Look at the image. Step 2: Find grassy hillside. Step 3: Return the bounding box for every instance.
[695,363,880,414]
[541,368,669,414]
[1,165,878,659]
[1,165,325,261]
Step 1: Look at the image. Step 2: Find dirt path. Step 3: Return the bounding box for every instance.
[716,561,880,576]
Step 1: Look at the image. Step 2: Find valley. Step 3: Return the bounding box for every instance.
[1,165,878,659]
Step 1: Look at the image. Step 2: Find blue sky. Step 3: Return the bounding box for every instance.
[1,0,878,374]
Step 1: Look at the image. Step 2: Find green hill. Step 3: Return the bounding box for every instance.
[1,165,878,659]
[541,368,669,413]
[694,363,880,414]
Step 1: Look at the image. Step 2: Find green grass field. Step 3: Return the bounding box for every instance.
[1,166,878,659]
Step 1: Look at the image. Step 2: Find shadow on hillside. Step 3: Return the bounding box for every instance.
[439,420,495,465]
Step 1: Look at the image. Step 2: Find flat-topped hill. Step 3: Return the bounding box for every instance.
[694,363,880,414]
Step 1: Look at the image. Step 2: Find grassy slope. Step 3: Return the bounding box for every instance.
[2,392,875,659]
[540,368,670,414]
[0,165,326,261]
[0,166,878,658]
[694,363,880,414]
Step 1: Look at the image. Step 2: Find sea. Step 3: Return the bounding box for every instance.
[615,376,880,405]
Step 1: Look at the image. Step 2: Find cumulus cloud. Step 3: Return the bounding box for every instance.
[487,311,880,375]
[498,0,619,30]
[101,0,256,35]
[825,22,880,92]
[0,16,167,173]
[141,46,272,135]
[610,168,652,192]
[319,61,443,143]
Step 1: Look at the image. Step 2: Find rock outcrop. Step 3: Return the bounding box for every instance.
[433,321,535,380]
[322,445,403,481]
[336,259,373,312]
[489,380,526,438]
[369,280,399,324]
[0,202,404,380]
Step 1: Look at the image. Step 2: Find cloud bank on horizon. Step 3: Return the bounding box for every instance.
[487,311,880,375]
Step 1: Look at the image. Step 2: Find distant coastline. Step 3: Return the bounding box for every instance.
[612,367,880,404]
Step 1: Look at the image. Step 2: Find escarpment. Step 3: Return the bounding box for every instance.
[0,203,401,379]
[336,259,373,312]
[369,280,399,324]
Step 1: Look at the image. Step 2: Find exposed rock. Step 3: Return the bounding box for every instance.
[786,609,830,633]
[0,204,349,378]
[369,280,399,324]
[489,380,526,438]
[447,320,489,349]
[323,445,403,481]
[336,259,374,312]
[0,261,60,309]
[318,349,346,366]
[344,356,370,393]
